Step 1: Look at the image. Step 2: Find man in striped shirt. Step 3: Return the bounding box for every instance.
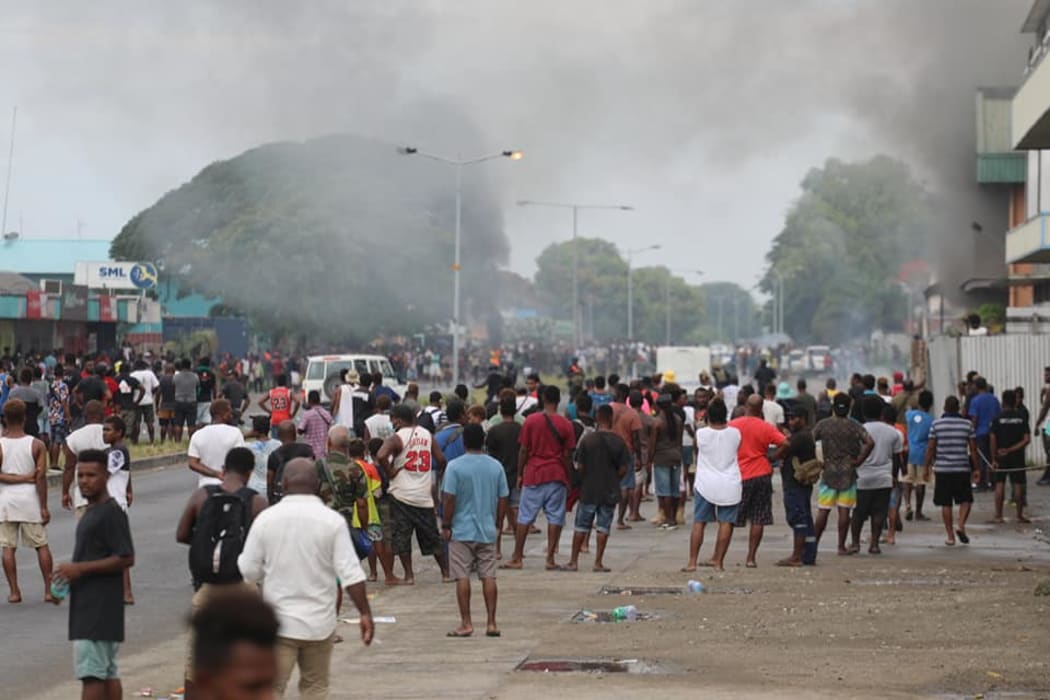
[923,396,980,546]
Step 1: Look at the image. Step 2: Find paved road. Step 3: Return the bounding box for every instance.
[0,462,198,699]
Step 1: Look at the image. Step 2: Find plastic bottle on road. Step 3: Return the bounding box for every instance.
[687,580,705,593]
[611,605,638,621]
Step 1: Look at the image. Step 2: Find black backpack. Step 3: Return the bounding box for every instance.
[189,485,255,585]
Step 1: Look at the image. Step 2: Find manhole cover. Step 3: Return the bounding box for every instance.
[570,609,659,623]
[516,657,660,674]
[599,585,683,596]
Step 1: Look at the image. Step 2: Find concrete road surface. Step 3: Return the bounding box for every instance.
[6,460,1050,699]
[0,462,198,699]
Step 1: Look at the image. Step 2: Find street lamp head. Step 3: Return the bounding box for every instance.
[503,150,524,160]
[619,206,635,211]
[397,146,418,155]
[650,244,662,251]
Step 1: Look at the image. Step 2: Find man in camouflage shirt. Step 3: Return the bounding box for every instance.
[316,425,369,525]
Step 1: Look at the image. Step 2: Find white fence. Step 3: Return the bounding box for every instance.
[926,334,1050,465]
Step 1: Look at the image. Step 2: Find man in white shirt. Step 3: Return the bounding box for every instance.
[129,360,160,445]
[188,400,245,488]
[762,384,785,427]
[238,458,373,699]
[62,400,107,519]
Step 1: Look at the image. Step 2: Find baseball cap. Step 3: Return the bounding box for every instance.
[832,392,851,415]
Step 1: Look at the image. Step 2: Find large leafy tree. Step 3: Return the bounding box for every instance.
[761,156,931,345]
[534,238,755,344]
[111,133,508,346]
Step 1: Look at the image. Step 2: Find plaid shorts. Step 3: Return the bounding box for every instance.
[735,474,774,527]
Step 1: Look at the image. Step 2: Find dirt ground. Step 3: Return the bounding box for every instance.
[484,482,1050,700]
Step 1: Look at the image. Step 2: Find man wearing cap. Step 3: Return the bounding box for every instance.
[812,393,874,555]
[330,369,360,433]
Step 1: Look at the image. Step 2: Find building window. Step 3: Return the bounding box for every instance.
[1035,279,1050,304]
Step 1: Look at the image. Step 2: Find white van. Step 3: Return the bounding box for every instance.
[302,354,406,404]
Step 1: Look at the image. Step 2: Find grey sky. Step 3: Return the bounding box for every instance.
[0,0,1032,288]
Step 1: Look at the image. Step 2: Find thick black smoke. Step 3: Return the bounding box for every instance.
[2,0,1034,302]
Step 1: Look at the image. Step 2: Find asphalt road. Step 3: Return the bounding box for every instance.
[0,462,198,699]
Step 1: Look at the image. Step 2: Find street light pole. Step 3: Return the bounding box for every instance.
[770,269,785,337]
[517,200,633,348]
[400,146,523,387]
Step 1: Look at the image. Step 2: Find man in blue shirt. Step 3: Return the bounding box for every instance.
[966,377,1001,491]
[902,390,935,522]
[441,424,509,638]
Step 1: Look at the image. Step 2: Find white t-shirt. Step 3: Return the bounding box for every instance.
[721,385,740,410]
[389,427,435,508]
[515,395,538,416]
[858,422,903,490]
[65,423,107,508]
[106,448,130,510]
[694,426,743,506]
[364,413,395,440]
[681,405,696,447]
[187,424,246,487]
[130,369,160,406]
[762,400,784,427]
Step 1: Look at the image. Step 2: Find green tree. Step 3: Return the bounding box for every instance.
[534,239,759,344]
[762,156,931,345]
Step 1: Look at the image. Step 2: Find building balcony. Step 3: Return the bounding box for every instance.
[1014,2,1050,149]
[1007,214,1050,263]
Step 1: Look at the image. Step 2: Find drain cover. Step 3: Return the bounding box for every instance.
[599,585,683,596]
[570,609,659,623]
[516,657,659,674]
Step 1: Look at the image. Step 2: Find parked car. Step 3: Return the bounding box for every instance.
[302,354,405,404]
[805,345,832,373]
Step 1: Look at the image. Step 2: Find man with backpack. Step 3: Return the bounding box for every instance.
[175,446,268,698]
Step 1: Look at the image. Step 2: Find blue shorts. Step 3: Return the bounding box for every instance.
[74,640,120,680]
[620,467,636,490]
[693,492,739,523]
[653,464,682,497]
[574,502,615,534]
[681,446,694,467]
[518,482,567,527]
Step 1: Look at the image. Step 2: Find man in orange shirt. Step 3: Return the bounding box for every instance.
[609,384,642,529]
[728,394,788,567]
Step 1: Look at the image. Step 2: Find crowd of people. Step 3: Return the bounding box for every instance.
[3,340,1049,699]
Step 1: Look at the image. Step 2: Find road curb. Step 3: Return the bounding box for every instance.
[46,451,184,488]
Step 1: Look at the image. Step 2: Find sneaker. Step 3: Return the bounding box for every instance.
[663,523,678,532]
[1038,476,1050,486]
[905,510,913,522]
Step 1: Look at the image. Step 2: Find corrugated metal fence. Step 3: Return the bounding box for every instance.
[927,334,1050,465]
